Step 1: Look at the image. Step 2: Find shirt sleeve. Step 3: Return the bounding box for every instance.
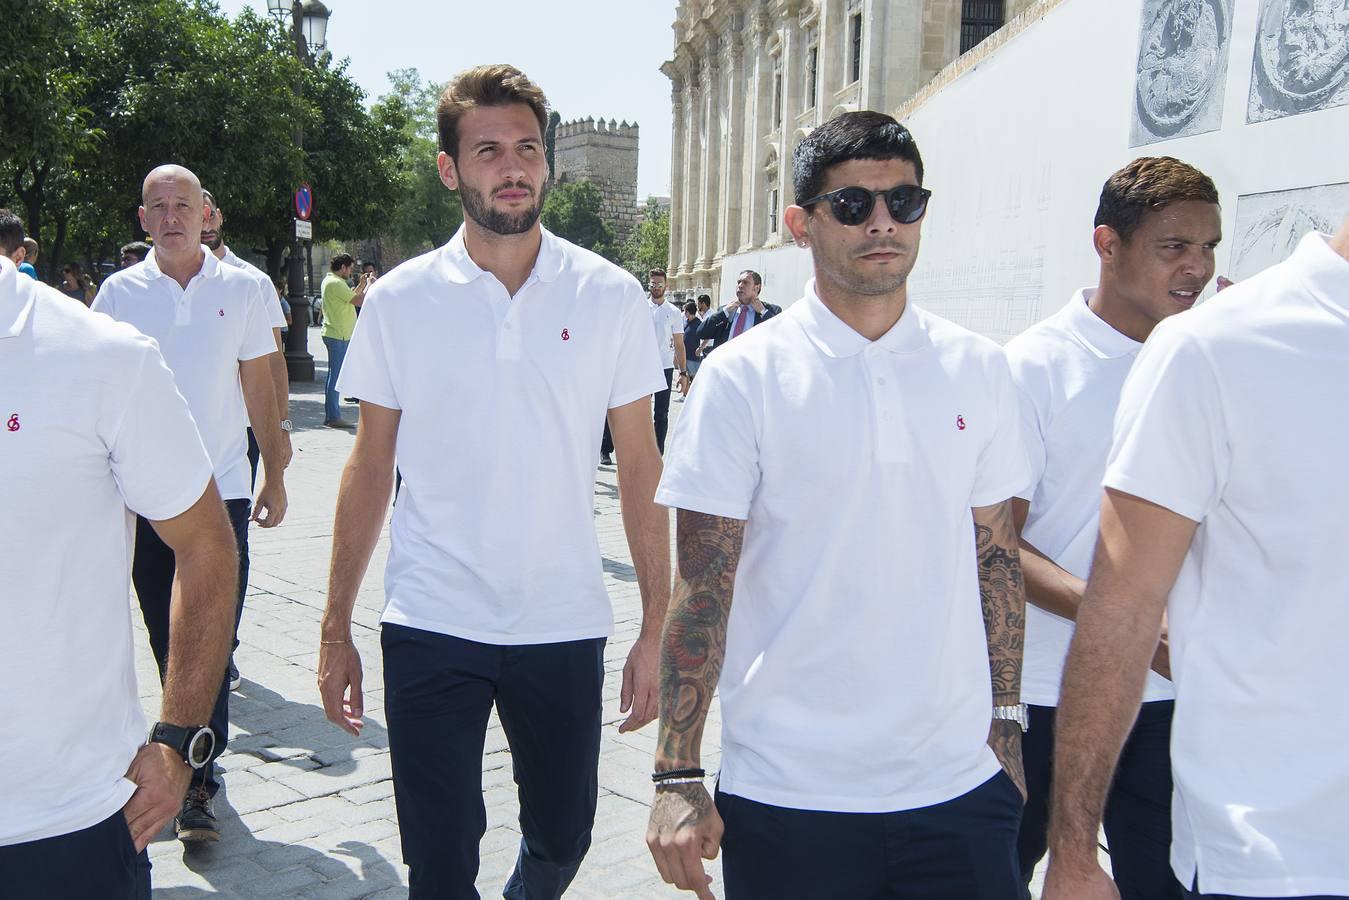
[654,357,760,520]
[1004,345,1048,503]
[90,282,117,320]
[1104,324,1228,523]
[609,281,668,409]
[238,278,280,361]
[336,286,400,409]
[107,338,214,521]
[970,349,1035,508]
[263,277,286,329]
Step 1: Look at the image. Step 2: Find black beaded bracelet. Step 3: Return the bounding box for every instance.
[651,767,706,783]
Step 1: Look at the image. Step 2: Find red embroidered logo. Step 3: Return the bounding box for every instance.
[6,414,19,432]
[218,309,225,317]
[956,415,967,431]
[561,328,570,341]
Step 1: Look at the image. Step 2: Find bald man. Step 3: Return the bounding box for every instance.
[93,164,289,844]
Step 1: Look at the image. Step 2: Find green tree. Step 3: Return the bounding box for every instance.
[541,180,614,259]
[620,199,670,282]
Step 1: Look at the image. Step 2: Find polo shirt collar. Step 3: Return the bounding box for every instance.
[797,278,927,358]
[438,225,564,286]
[1065,287,1141,359]
[1291,231,1349,311]
[0,256,36,339]
[143,245,220,282]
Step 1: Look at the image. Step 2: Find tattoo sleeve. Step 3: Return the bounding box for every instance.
[656,508,746,768]
[974,500,1026,704]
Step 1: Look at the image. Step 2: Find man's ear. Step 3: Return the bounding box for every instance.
[438,151,459,191]
[784,204,811,248]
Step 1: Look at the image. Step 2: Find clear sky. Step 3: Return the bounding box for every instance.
[215,0,678,198]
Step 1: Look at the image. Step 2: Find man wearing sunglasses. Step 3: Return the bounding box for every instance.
[647,110,1031,900]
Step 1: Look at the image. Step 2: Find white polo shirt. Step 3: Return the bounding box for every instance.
[1006,289,1174,707]
[649,296,683,371]
[0,257,213,846]
[1105,232,1349,896]
[337,226,665,644]
[656,280,1032,813]
[93,247,278,501]
[222,246,287,330]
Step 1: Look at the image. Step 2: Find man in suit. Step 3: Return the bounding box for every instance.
[698,270,781,354]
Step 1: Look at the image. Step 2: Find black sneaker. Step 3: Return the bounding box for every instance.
[227,659,241,692]
[600,453,613,466]
[175,786,219,843]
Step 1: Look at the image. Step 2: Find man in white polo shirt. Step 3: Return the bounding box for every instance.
[1043,217,1349,900]
[1007,156,1221,900]
[647,111,1031,900]
[317,65,670,899]
[201,187,292,691]
[93,164,289,845]
[0,248,239,897]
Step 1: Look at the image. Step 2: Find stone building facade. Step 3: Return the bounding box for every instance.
[662,0,1038,299]
[552,117,642,245]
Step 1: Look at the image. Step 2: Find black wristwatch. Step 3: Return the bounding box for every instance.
[148,722,216,770]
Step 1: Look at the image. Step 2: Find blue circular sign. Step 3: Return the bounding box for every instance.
[295,184,313,220]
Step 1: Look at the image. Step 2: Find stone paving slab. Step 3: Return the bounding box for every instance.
[133,331,1091,898]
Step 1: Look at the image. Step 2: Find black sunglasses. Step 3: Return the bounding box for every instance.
[799,184,933,226]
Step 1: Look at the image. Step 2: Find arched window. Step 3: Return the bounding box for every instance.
[960,0,1004,54]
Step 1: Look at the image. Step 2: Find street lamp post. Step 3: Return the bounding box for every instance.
[267,0,330,382]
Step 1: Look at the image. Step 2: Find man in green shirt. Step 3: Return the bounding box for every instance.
[320,253,370,428]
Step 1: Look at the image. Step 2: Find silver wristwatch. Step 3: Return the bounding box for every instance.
[992,703,1029,732]
[279,418,293,433]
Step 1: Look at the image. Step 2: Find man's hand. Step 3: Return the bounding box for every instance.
[677,372,691,395]
[121,742,192,852]
[252,477,287,527]
[988,718,1027,802]
[279,430,293,470]
[647,783,722,900]
[318,639,364,736]
[748,297,765,314]
[619,632,660,733]
[1042,859,1120,900]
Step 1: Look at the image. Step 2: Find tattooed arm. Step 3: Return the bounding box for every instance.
[974,499,1029,800]
[646,509,745,900]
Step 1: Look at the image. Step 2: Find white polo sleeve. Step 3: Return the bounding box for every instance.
[1004,345,1048,504]
[261,276,286,330]
[238,279,280,361]
[1104,324,1228,524]
[337,287,400,409]
[655,358,760,521]
[107,336,214,521]
[610,281,668,409]
[970,351,1034,508]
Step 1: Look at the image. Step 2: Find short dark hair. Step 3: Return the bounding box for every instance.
[684,300,698,314]
[330,253,355,272]
[0,208,25,255]
[738,269,762,287]
[120,241,151,261]
[437,64,550,162]
[793,111,925,206]
[1095,157,1219,242]
[649,267,666,279]
[696,294,711,306]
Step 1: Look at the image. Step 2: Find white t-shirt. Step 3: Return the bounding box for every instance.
[656,280,1032,813]
[1105,232,1349,897]
[338,226,666,645]
[0,257,213,846]
[93,247,278,501]
[649,297,683,370]
[222,246,287,330]
[1006,289,1174,707]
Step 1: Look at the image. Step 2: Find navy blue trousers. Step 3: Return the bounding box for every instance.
[0,811,151,899]
[1018,700,1178,900]
[382,624,606,900]
[131,498,250,796]
[717,771,1024,900]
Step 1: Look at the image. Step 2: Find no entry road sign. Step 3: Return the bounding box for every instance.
[295,183,313,221]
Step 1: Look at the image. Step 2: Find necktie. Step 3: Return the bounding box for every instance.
[730,307,750,338]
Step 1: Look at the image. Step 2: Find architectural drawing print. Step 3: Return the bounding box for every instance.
[1131,0,1232,146]
[1248,0,1349,122]
[1230,182,1349,280]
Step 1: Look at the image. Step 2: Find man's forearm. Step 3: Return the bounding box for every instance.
[975,501,1026,703]
[160,524,238,726]
[241,357,285,472]
[322,453,394,639]
[674,342,687,374]
[656,509,745,769]
[617,451,672,639]
[1020,539,1086,621]
[270,331,290,418]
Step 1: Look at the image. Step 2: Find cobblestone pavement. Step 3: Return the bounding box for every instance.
[136,331,1076,898]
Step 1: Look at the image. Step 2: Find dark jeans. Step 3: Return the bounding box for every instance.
[601,420,614,457]
[381,624,606,900]
[717,771,1024,900]
[653,367,674,454]
[246,427,260,492]
[322,335,349,423]
[0,810,151,899]
[1018,701,1177,900]
[131,498,250,796]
